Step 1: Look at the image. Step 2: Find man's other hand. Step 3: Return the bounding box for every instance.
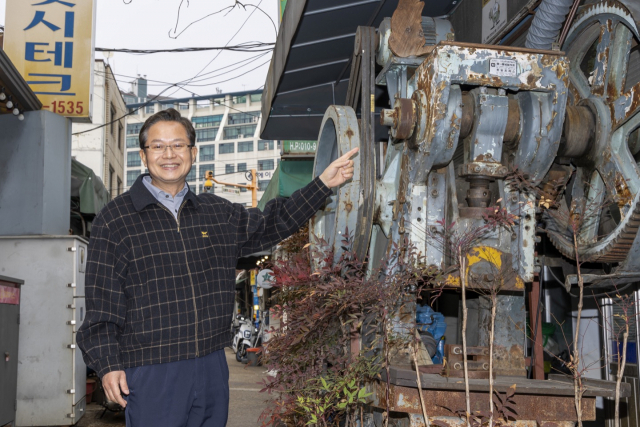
[318,147,359,188]
[102,370,129,407]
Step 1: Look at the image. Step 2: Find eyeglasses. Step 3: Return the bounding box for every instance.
[144,142,193,153]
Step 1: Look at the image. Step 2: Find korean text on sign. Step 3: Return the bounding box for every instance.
[4,0,96,119]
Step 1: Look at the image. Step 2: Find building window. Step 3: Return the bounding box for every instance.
[118,123,123,151]
[258,140,274,151]
[258,180,270,191]
[232,95,246,104]
[219,143,234,154]
[228,112,258,125]
[179,103,189,110]
[186,168,196,183]
[109,166,114,195]
[199,144,215,161]
[117,177,122,196]
[225,164,235,174]
[237,163,247,172]
[126,136,139,149]
[196,128,218,142]
[223,124,256,140]
[127,123,143,135]
[127,152,141,167]
[250,93,262,103]
[258,159,274,171]
[277,140,281,149]
[127,170,139,186]
[110,103,116,135]
[238,141,253,152]
[161,103,174,110]
[145,103,155,114]
[192,115,223,128]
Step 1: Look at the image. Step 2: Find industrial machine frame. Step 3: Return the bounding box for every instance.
[308,0,640,425]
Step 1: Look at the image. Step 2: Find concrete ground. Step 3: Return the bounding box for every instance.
[75,347,271,427]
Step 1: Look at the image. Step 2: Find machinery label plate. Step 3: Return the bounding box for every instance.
[489,58,517,77]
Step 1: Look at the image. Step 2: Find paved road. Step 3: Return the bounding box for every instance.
[76,347,271,427]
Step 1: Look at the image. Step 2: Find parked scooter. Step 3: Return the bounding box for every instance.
[231,314,264,363]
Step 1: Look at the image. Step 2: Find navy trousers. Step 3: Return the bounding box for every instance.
[124,350,229,427]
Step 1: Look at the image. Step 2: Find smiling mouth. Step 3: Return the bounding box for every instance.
[160,164,180,169]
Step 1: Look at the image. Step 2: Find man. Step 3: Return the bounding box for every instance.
[77,108,357,426]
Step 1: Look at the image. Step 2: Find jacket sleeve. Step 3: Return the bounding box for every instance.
[234,176,332,257]
[77,213,128,378]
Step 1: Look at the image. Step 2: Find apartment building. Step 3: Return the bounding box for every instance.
[71,60,127,199]
[123,86,279,206]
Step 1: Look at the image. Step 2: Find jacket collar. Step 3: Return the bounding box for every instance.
[130,173,200,212]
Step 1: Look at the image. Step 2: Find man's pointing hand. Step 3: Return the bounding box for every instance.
[318,147,359,188]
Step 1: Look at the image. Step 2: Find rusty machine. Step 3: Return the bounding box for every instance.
[309,0,640,425]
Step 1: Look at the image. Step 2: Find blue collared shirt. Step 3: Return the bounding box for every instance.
[142,176,189,220]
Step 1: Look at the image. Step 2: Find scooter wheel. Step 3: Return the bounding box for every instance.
[236,343,249,363]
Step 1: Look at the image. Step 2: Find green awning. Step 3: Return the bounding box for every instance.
[257,159,314,211]
[71,159,110,216]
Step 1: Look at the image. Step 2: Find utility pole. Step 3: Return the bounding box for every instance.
[203,169,258,207]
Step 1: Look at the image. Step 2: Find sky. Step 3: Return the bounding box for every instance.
[0,0,280,99]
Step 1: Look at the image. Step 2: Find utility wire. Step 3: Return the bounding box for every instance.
[95,43,274,54]
[73,54,267,136]
[163,0,267,100]
[98,51,271,88]
[95,52,267,88]
[169,1,277,40]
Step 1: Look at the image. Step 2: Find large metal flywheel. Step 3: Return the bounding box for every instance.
[546,0,640,264]
[310,105,375,267]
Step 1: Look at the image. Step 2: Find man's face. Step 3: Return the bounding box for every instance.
[139,121,197,193]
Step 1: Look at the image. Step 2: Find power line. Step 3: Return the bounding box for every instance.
[73,55,268,136]
[169,1,277,40]
[163,0,267,99]
[97,51,271,88]
[95,43,273,54]
[98,52,267,86]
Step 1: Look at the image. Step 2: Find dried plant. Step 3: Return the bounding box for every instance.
[259,229,438,426]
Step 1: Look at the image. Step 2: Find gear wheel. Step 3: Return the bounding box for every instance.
[546,0,640,263]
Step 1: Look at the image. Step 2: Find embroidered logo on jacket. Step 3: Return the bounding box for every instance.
[201,231,209,237]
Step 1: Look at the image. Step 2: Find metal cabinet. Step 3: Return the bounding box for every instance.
[0,275,23,427]
[0,236,87,426]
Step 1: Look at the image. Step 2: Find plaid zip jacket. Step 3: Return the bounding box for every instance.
[77,174,331,377]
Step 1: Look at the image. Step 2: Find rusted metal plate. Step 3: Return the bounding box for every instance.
[413,416,575,427]
[381,365,629,398]
[370,382,596,421]
[443,344,493,379]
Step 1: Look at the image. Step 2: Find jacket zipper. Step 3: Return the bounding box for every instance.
[158,201,200,357]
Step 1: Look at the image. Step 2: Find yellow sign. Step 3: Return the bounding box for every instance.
[4,0,96,120]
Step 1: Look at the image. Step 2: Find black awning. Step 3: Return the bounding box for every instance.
[260,0,459,140]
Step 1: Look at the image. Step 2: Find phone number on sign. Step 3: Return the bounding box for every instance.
[49,101,85,115]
